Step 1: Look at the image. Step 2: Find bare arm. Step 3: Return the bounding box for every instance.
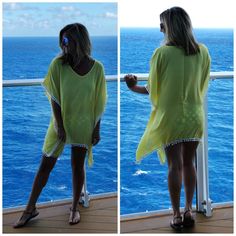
[124,74,149,94]
[51,99,66,142]
[92,120,101,146]
[130,85,149,94]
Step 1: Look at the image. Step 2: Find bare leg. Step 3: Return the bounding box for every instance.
[14,155,57,228]
[69,146,86,224]
[182,141,198,213]
[165,143,183,221]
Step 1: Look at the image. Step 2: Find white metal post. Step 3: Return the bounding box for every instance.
[196,95,212,216]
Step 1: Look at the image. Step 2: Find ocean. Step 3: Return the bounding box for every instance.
[3,29,233,215]
[3,36,117,208]
[120,28,233,214]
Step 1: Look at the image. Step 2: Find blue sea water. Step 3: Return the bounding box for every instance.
[3,29,234,214]
[120,28,233,214]
[3,36,117,208]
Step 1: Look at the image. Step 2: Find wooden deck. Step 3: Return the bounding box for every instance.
[3,192,117,233]
[121,202,233,233]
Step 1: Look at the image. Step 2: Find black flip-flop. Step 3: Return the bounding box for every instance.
[13,208,39,228]
[170,216,183,231]
[183,210,195,228]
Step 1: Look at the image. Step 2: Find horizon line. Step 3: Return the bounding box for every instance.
[2,35,117,38]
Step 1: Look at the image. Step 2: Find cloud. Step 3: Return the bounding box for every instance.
[104,12,117,19]
[3,3,117,36]
[61,6,75,11]
[3,2,39,11]
[3,18,10,24]
[3,3,21,11]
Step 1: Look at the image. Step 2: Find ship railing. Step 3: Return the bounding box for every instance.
[3,75,117,208]
[120,71,233,217]
[3,72,233,215]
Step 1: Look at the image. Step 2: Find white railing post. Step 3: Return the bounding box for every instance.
[196,94,212,216]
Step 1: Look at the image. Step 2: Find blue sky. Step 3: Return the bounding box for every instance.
[3,2,117,36]
[120,0,234,28]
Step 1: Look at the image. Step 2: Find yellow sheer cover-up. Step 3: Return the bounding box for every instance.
[136,44,211,164]
[42,57,107,166]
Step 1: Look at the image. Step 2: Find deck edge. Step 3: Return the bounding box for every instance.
[3,192,117,215]
[120,201,233,222]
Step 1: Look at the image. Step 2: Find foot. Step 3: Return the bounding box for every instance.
[183,209,195,227]
[13,208,39,228]
[69,208,81,225]
[170,215,183,231]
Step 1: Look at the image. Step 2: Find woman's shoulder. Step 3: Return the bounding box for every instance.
[198,43,211,59]
[198,43,209,53]
[152,45,178,56]
[50,56,63,66]
[152,46,166,55]
[198,43,208,51]
[94,59,104,70]
[92,59,105,75]
[49,57,63,71]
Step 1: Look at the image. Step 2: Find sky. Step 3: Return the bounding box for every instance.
[2,2,117,37]
[120,0,235,28]
[2,0,235,37]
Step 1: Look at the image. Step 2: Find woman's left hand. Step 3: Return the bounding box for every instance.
[92,127,100,146]
[124,74,138,88]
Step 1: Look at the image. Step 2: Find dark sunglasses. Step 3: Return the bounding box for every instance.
[160,23,164,30]
[62,36,69,46]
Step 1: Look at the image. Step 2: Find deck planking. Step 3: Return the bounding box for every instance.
[121,203,233,233]
[3,193,117,234]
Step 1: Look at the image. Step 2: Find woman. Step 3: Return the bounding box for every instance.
[125,7,210,230]
[14,23,107,227]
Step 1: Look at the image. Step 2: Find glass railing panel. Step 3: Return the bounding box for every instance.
[3,81,117,208]
[120,77,233,215]
[208,78,233,204]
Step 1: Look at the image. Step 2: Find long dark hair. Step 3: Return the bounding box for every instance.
[59,23,92,67]
[160,7,200,55]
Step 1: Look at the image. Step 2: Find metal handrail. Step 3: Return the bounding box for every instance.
[120,71,233,81]
[2,75,117,87]
[2,72,233,87]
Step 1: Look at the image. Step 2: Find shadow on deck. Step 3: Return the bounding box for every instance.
[3,192,117,233]
[121,202,233,233]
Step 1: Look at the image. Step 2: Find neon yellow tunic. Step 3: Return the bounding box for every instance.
[136,44,211,164]
[42,57,107,166]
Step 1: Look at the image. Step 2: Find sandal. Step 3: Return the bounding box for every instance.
[170,216,183,231]
[69,207,81,225]
[183,209,195,228]
[13,208,39,228]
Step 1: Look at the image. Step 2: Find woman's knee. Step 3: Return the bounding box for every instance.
[166,143,183,172]
[71,147,87,172]
[71,160,84,172]
[39,155,57,174]
[169,161,183,173]
[71,146,87,156]
[182,141,198,167]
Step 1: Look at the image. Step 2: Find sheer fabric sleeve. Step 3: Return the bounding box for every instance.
[42,58,61,106]
[94,64,107,127]
[201,49,211,98]
[147,48,162,109]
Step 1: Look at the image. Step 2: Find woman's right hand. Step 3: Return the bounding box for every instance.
[124,74,138,88]
[57,126,66,142]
